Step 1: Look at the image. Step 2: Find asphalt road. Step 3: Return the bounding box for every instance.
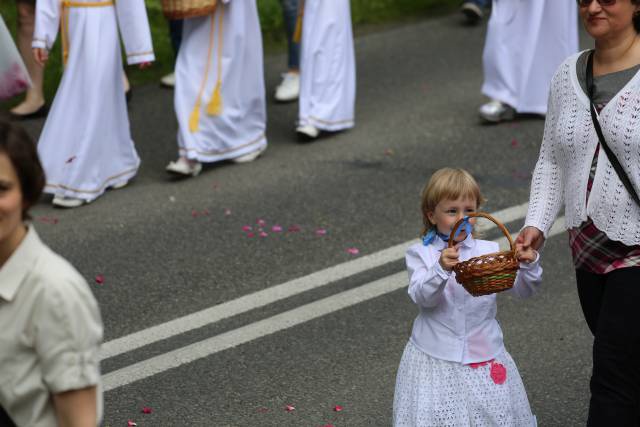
[11,10,593,427]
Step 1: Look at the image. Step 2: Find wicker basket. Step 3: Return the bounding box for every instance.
[162,0,217,20]
[448,212,519,297]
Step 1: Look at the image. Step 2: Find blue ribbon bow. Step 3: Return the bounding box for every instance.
[422,216,473,247]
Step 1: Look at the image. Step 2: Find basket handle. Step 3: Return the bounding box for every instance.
[447,212,515,252]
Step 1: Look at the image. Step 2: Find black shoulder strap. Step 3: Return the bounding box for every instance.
[586,50,640,207]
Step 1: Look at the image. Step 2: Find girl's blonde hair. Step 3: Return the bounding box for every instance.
[420,168,485,236]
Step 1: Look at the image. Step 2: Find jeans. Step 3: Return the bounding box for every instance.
[280,0,300,70]
[168,19,183,60]
[576,268,640,426]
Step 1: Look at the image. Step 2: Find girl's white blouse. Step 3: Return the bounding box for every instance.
[406,235,542,364]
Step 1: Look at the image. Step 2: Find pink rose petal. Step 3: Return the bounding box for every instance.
[315,228,327,236]
[242,225,253,232]
[285,404,295,412]
[384,148,394,156]
[247,232,255,238]
[224,208,232,216]
[257,219,266,227]
[511,139,519,148]
[490,361,507,385]
[142,407,152,414]
[95,275,104,285]
[346,247,360,255]
[259,231,268,238]
[288,224,301,233]
[272,225,283,232]
[127,421,137,427]
[333,405,343,412]
[202,209,210,216]
[192,210,199,218]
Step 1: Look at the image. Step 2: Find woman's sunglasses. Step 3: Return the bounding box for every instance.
[577,0,616,6]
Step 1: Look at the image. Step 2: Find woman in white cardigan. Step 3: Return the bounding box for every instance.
[517,1,640,425]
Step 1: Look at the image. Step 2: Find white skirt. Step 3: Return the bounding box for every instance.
[393,341,536,427]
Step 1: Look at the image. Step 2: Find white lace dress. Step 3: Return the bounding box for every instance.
[393,341,536,427]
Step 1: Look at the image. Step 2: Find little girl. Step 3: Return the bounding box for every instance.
[393,168,541,427]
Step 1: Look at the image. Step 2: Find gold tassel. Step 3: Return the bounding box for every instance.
[206,81,222,116]
[293,0,304,43]
[189,100,202,133]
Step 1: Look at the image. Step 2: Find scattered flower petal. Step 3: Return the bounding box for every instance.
[127,421,137,427]
[257,219,266,227]
[169,196,176,203]
[346,247,360,255]
[202,209,210,216]
[384,148,394,156]
[95,275,104,285]
[142,407,152,414]
[333,405,343,412]
[321,425,335,427]
[259,231,268,238]
[272,225,283,232]
[36,216,59,225]
[285,404,295,412]
[224,208,232,216]
[242,225,253,232]
[288,224,301,232]
[490,361,507,385]
[315,228,327,236]
[247,232,255,238]
[192,210,199,218]
[510,139,518,148]
[256,407,269,413]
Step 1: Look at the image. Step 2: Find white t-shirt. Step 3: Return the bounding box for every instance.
[0,227,103,427]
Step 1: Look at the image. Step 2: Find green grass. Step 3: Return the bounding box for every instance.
[1,0,459,107]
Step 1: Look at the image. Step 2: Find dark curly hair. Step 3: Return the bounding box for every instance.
[0,120,45,219]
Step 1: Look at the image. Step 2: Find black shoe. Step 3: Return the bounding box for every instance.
[461,2,483,25]
[125,88,133,104]
[8,104,48,121]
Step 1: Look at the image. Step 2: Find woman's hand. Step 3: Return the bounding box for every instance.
[516,247,538,264]
[33,48,49,66]
[53,386,97,427]
[439,245,460,271]
[515,226,545,252]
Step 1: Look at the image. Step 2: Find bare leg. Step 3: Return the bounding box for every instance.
[11,2,46,115]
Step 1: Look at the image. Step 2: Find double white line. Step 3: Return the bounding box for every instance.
[103,202,564,391]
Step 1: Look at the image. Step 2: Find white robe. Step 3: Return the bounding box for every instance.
[481,0,578,115]
[299,0,356,132]
[33,0,154,202]
[174,0,266,163]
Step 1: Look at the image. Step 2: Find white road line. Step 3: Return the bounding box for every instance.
[104,215,566,392]
[101,202,530,360]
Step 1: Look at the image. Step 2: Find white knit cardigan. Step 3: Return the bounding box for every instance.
[525,51,640,246]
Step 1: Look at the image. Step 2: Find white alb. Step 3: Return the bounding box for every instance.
[525,52,640,246]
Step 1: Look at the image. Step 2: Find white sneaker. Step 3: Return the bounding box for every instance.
[160,72,176,88]
[479,100,516,123]
[110,180,128,190]
[296,124,320,139]
[274,72,300,102]
[166,157,202,176]
[461,2,483,24]
[232,145,266,164]
[52,195,87,208]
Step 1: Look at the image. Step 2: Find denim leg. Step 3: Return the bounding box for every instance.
[168,19,183,60]
[280,0,300,70]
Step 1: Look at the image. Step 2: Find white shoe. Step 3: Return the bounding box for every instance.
[52,195,87,208]
[296,124,320,139]
[274,72,300,102]
[166,157,202,176]
[160,72,176,88]
[460,2,483,24]
[110,180,128,190]
[232,145,266,164]
[479,100,516,123]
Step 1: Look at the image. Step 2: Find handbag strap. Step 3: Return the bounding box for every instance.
[586,50,640,207]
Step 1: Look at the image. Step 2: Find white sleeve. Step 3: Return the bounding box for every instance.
[406,246,451,308]
[32,0,60,50]
[509,251,543,299]
[116,0,155,65]
[524,69,566,237]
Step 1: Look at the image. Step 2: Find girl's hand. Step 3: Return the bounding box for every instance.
[439,245,460,271]
[138,61,152,70]
[33,48,49,66]
[516,247,537,264]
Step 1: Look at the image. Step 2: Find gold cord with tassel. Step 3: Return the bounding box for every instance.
[189,10,217,133]
[60,1,114,66]
[292,0,304,43]
[206,7,224,116]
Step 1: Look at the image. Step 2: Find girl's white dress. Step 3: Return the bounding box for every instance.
[32,0,154,202]
[174,0,267,163]
[393,235,542,426]
[298,0,355,132]
[481,0,578,114]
